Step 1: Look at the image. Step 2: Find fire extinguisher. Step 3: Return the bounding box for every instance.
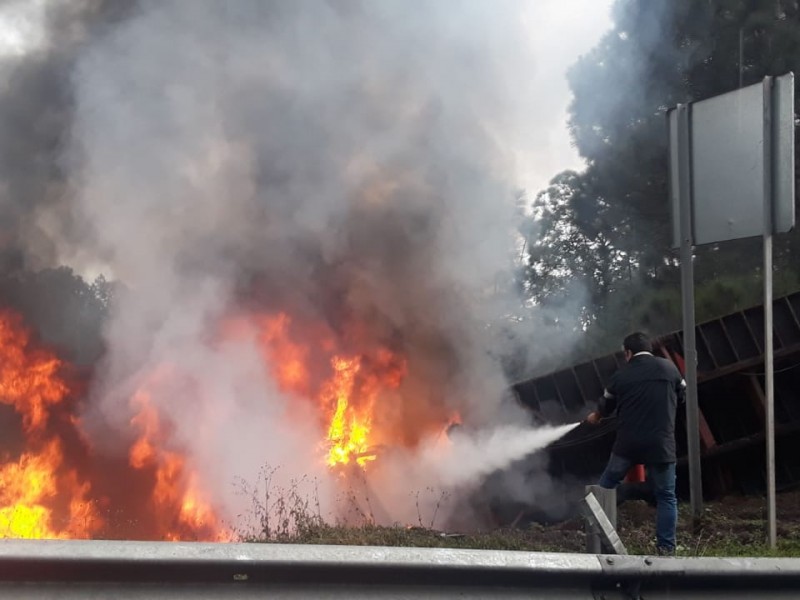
[625,464,646,483]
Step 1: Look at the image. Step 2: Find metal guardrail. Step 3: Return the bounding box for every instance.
[1,540,800,599]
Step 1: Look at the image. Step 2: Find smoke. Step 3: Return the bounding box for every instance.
[567,0,680,163]
[53,0,557,526]
[0,0,139,273]
[0,0,619,533]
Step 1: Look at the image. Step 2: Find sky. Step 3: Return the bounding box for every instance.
[0,0,614,196]
[517,0,614,192]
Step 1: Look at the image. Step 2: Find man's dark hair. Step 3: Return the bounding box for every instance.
[623,332,653,355]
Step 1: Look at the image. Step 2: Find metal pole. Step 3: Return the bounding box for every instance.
[677,103,703,521]
[763,76,777,549]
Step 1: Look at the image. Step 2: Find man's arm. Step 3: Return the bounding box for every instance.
[586,376,618,424]
[598,388,618,416]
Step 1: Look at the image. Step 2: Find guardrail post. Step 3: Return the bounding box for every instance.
[583,485,625,554]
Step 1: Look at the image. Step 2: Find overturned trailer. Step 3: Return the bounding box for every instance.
[492,291,800,526]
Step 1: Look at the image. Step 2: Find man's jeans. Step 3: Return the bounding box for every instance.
[599,453,677,551]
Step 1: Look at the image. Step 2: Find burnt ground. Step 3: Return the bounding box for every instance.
[252,489,800,557]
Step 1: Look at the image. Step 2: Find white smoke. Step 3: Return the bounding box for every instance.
[60,0,593,531]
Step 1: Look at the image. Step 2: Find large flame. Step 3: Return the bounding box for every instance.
[0,309,101,539]
[0,311,70,433]
[324,356,373,467]
[0,440,98,539]
[322,349,406,467]
[253,313,408,469]
[0,308,228,541]
[0,304,450,541]
[128,384,229,541]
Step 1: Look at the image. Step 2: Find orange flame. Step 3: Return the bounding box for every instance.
[324,349,407,467]
[128,385,230,541]
[0,311,69,432]
[0,302,432,541]
[251,312,407,469]
[0,309,101,539]
[257,313,311,394]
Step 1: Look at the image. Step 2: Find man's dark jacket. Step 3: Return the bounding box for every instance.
[598,353,685,464]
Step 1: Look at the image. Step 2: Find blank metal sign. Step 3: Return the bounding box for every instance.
[669,73,795,247]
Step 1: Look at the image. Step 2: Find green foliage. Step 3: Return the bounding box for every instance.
[0,266,114,365]
[520,0,800,349]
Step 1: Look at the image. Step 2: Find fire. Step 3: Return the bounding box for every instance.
[0,440,60,538]
[324,356,372,467]
[0,309,101,539]
[257,313,311,394]
[0,302,440,541]
[253,313,407,469]
[0,311,69,432]
[128,386,229,541]
[0,440,98,539]
[0,307,227,542]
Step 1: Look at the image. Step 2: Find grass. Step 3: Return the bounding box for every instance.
[246,512,800,557]
[248,522,584,553]
[619,494,800,557]
[235,467,800,557]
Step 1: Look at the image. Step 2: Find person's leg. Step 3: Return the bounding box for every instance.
[599,454,633,489]
[647,462,677,553]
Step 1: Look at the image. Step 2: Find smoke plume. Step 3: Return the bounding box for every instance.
[0,0,139,272]
[55,0,553,526]
[0,0,603,532]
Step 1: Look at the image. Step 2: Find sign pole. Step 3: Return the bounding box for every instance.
[763,76,777,549]
[677,103,703,521]
[669,73,793,538]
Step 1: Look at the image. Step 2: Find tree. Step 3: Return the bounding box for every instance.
[521,171,628,318]
[0,267,112,365]
[521,0,800,358]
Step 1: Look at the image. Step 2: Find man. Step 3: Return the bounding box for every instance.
[586,332,686,556]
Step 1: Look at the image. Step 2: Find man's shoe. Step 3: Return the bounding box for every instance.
[656,546,675,557]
